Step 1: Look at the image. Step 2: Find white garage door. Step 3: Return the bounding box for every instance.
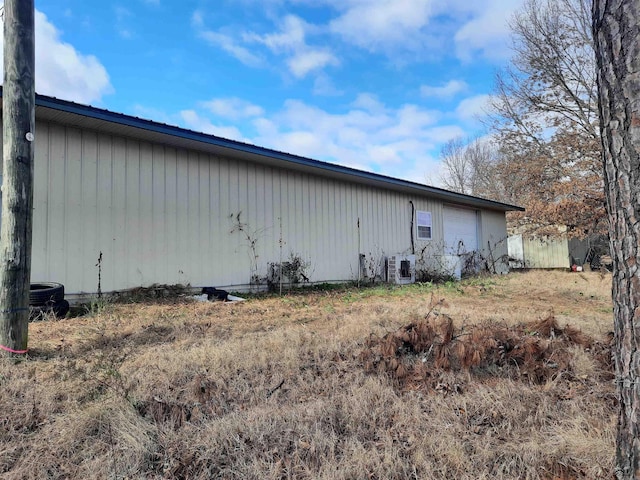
[443,206,478,255]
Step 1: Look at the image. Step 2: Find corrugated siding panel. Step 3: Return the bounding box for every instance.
[0,119,509,294]
[523,236,570,268]
[97,134,113,288]
[52,127,67,278]
[410,199,443,274]
[215,155,229,281]
[151,144,165,283]
[479,210,509,273]
[32,122,48,280]
[81,131,97,289]
[112,137,127,288]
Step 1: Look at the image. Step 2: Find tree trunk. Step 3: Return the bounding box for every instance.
[0,0,35,355]
[593,1,640,477]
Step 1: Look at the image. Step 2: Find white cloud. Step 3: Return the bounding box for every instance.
[248,97,459,181]
[148,92,466,186]
[245,15,339,78]
[420,80,468,99]
[329,0,433,52]
[191,10,204,29]
[307,0,522,63]
[287,50,338,78]
[194,19,264,67]
[312,74,343,96]
[199,30,263,67]
[115,6,133,39]
[351,93,386,113]
[180,110,248,142]
[367,145,402,164]
[379,105,438,139]
[200,97,265,120]
[274,99,390,133]
[422,125,466,142]
[246,15,307,52]
[456,94,493,121]
[454,1,523,61]
[210,0,521,65]
[270,130,326,156]
[0,10,113,104]
[196,15,335,76]
[195,1,516,79]
[389,154,444,185]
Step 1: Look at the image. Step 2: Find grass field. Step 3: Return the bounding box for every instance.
[0,270,616,479]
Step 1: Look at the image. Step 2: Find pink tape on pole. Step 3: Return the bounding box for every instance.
[0,344,28,354]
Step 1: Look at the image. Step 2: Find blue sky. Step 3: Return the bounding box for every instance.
[14,0,523,185]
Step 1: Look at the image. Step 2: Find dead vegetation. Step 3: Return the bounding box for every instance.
[361,302,613,388]
[0,271,616,479]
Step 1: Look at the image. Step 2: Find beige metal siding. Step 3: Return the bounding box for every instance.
[410,200,443,276]
[479,210,510,274]
[522,236,570,269]
[0,120,507,295]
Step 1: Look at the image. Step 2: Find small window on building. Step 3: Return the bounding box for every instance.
[416,210,432,240]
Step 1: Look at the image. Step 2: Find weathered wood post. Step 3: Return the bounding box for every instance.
[0,0,35,355]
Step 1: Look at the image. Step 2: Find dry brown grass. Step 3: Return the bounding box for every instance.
[0,270,615,479]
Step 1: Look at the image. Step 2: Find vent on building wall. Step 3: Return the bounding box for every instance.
[387,254,416,285]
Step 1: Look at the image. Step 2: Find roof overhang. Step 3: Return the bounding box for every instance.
[4,91,524,212]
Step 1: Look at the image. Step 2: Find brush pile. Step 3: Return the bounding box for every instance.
[360,308,613,389]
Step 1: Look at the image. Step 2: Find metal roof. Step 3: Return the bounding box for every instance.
[8,90,524,212]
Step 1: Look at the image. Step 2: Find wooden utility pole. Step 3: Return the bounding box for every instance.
[0,0,35,355]
[593,0,640,477]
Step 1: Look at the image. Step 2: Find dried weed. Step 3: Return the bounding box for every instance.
[0,270,615,479]
[361,312,613,391]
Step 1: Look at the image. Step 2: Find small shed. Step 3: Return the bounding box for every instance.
[508,229,590,270]
[508,234,570,269]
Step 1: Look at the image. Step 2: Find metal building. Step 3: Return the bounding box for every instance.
[1,93,523,298]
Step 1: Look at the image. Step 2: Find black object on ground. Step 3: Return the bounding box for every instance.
[30,282,64,305]
[201,287,229,301]
[29,299,70,321]
[29,282,68,321]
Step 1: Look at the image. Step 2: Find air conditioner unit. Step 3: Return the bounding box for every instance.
[387,254,416,285]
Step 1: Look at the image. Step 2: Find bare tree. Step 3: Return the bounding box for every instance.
[440,138,474,194]
[489,0,606,237]
[593,1,640,476]
[493,0,597,143]
[439,137,500,199]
